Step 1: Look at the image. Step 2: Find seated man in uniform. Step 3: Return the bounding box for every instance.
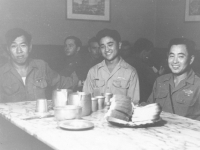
[83,29,140,104]
[147,38,200,121]
[0,28,75,102]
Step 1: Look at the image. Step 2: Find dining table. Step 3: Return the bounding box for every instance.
[0,100,200,150]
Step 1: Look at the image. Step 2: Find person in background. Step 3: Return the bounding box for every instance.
[83,29,140,104]
[0,28,74,102]
[59,36,82,91]
[127,38,158,103]
[81,37,103,78]
[147,38,200,121]
[87,37,103,65]
[120,40,133,61]
[0,46,9,67]
[158,58,171,76]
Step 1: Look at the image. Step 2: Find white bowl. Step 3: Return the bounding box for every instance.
[54,105,82,121]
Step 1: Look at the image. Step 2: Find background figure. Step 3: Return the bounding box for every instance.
[127,38,158,103]
[60,36,82,91]
[80,37,103,79]
[158,57,171,76]
[87,37,103,63]
[120,40,133,61]
[0,46,9,67]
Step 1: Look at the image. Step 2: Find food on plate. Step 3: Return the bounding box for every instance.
[131,103,162,122]
[106,95,133,121]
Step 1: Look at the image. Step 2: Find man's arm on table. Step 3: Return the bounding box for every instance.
[44,62,75,89]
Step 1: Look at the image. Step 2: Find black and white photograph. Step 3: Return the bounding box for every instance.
[0,0,200,149]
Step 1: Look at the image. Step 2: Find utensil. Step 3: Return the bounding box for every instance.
[23,114,54,120]
[54,105,82,121]
[36,99,48,113]
[59,120,94,130]
[68,92,91,116]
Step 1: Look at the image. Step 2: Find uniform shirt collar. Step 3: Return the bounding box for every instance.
[97,57,128,69]
[163,69,195,85]
[1,58,38,74]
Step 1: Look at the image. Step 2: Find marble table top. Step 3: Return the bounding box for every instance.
[0,101,200,150]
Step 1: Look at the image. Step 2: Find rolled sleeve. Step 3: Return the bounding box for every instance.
[83,68,94,94]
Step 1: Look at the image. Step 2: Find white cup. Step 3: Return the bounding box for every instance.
[91,97,98,112]
[96,96,105,110]
[36,99,48,113]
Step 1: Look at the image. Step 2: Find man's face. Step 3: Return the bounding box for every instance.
[99,36,121,61]
[8,36,31,66]
[64,39,79,56]
[89,42,100,59]
[168,44,192,75]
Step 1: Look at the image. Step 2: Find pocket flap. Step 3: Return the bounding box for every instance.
[176,89,196,106]
[113,79,130,89]
[95,79,105,87]
[3,82,20,95]
[155,90,168,99]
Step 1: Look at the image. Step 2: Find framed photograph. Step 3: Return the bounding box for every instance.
[185,0,200,21]
[66,0,110,21]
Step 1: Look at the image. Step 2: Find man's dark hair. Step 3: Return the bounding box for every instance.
[64,36,82,47]
[96,29,121,43]
[168,38,195,57]
[121,40,131,47]
[88,37,98,46]
[5,28,32,46]
[133,38,154,54]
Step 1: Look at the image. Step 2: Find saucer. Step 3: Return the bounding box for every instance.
[59,120,94,131]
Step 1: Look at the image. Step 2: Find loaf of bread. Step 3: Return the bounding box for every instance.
[106,95,133,121]
[131,103,162,122]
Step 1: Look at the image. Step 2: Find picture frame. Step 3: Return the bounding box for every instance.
[185,0,200,21]
[66,0,110,21]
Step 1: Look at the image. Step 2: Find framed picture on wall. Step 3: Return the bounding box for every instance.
[185,0,200,21]
[66,0,110,21]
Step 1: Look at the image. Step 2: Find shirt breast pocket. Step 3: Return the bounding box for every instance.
[3,82,20,95]
[113,79,130,89]
[176,90,195,106]
[155,89,168,105]
[95,79,105,88]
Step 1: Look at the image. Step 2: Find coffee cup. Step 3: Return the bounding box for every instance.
[36,99,48,113]
[96,96,105,110]
[91,97,98,112]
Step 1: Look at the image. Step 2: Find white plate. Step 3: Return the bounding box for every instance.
[59,120,94,130]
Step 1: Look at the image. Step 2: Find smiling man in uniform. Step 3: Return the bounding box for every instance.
[147,38,200,121]
[83,29,139,104]
[0,28,74,102]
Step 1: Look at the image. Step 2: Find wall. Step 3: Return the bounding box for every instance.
[155,0,200,49]
[0,0,156,46]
